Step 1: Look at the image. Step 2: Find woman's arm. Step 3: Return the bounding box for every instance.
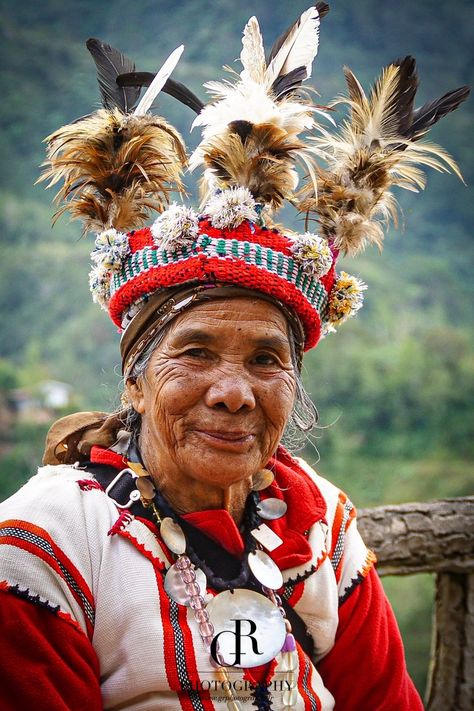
[0,590,102,711]
[317,566,424,710]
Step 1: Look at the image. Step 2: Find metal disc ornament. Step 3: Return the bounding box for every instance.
[135,476,155,502]
[251,469,274,492]
[248,549,283,590]
[206,589,286,667]
[160,517,186,555]
[256,497,287,520]
[164,564,207,606]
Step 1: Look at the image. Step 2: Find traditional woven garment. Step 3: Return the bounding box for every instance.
[0,448,421,710]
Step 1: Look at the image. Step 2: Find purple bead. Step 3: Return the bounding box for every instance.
[175,555,191,570]
[194,609,209,623]
[199,621,215,639]
[281,633,296,652]
[189,595,205,610]
[185,582,201,597]
[180,568,196,583]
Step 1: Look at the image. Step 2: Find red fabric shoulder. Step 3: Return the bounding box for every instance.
[317,567,424,710]
[0,590,102,711]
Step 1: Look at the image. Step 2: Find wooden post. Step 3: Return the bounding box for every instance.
[357,497,474,707]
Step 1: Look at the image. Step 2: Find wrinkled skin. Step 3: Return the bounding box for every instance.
[126,297,296,523]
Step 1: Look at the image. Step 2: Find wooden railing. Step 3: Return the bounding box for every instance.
[358,497,474,711]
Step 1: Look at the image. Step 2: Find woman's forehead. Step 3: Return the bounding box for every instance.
[167,297,291,340]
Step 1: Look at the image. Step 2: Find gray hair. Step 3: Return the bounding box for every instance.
[123,321,317,452]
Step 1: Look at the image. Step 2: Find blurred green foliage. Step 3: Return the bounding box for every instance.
[0,0,472,698]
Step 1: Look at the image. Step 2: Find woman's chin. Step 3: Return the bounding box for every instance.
[181,446,260,488]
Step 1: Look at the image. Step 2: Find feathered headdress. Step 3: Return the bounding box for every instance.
[38,41,188,234]
[298,56,470,255]
[39,9,470,358]
[189,3,330,210]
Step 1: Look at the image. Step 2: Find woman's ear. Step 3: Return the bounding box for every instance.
[125,377,146,414]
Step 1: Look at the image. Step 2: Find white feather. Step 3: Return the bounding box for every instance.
[191,80,315,139]
[133,45,184,116]
[265,6,321,87]
[240,16,266,83]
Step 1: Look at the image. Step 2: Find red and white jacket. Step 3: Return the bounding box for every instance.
[0,447,423,710]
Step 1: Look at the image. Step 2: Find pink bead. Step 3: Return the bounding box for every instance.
[189,595,205,610]
[281,633,296,652]
[202,635,214,648]
[199,621,215,638]
[194,609,208,623]
[185,582,201,596]
[175,556,191,570]
[180,569,196,583]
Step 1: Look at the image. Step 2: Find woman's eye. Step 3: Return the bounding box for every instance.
[183,347,207,358]
[253,353,277,366]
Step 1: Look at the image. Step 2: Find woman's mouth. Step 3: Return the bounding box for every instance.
[194,429,255,451]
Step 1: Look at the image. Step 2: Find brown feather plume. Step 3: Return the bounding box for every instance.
[199,121,312,209]
[190,6,329,212]
[298,58,466,256]
[39,107,187,234]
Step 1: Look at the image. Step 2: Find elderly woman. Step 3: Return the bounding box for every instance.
[0,7,468,710]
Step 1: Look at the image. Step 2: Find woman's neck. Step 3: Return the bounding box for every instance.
[139,439,252,526]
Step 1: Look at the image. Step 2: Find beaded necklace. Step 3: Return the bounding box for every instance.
[132,465,299,711]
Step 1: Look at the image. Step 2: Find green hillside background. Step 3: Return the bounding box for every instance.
[0,0,472,698]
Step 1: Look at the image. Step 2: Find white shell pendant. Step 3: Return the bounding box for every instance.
[164,564,207,606]
[206,589,286,667]
[248,549,283,590]
[160,517,186,555]
[256,497,287,520]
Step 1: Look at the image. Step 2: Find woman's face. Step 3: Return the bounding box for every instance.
[127,297,296,491]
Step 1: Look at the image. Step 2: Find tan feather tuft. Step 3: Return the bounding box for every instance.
[196,122,317,210]
[298,63,463,256]
[38,108,187,234]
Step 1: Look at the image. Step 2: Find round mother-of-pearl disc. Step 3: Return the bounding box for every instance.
[206,589,286,667]
[164,564,207,606]
[160,517,186,555]
[248,549,283,590]
[256,497,287,520]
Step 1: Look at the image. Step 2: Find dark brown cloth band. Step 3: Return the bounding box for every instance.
[120,282,305,377]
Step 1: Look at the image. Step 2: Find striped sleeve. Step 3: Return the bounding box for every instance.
[0,464,114,636]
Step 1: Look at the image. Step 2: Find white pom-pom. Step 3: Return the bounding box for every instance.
[90,229,130,272]
[289,232,333,277]
[204,187,258,229]
[151,203,199,251]
[89,264,111,310]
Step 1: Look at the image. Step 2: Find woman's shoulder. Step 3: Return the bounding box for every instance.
[291,455,356,520]
[0,463,120,584]
[0,463,117,525]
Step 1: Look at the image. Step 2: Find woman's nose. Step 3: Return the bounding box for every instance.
[204,371,256,413]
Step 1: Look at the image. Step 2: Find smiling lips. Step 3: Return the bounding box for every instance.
[195,429,255,450]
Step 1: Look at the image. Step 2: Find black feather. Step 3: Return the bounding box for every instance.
[86,38,140,112]
[117,72,204,114]
[408,85,470,139]
[315,2,330,19]
[271,66,308,99]
[228,120,254,142]
[392,56,419,136]
[267,3,329,66]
